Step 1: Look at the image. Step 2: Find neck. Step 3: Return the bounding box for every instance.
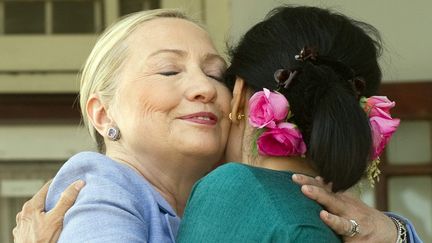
[250,156,318,177]
[106,148,212,217]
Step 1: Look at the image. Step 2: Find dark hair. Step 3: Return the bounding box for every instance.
[225,6,382,191]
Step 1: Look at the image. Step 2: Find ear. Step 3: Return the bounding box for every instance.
[230,77,248,124]
[86,94,113,138]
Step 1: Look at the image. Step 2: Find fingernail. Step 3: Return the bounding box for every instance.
[323,211,330,220]
[305,185,313,193]
[292,174,298,180]
[74,180,85,190]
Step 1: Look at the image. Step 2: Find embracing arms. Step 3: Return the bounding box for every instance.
[292,174,422,243]
[13,176,422,243]
[12,180,84,243]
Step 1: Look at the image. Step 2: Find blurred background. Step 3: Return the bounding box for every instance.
[0,0,431,242]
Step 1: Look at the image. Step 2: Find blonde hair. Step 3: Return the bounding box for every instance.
[79,9,191,152]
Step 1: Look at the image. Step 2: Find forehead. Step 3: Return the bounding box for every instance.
[125,17,218,57]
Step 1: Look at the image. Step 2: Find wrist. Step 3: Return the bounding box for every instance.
[389,216,407,243]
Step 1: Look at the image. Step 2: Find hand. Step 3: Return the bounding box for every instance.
[292,174,397,242]
[13,179,85,243]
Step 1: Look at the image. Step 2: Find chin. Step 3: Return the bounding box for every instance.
[182,142,223,159]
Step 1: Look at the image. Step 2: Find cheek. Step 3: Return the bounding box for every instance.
[133,81,180,114]
[137,93,176,116]
[115,84,181,130]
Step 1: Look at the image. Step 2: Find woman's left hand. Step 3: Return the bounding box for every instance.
[292,174,397,243]
[13,179,84,243]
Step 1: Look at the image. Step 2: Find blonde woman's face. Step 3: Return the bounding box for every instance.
[112,18,232,164]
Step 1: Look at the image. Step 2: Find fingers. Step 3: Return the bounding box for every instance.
[292,174,334,193]
[300,185,343,215]
[292,174,324,188]
[31,179,53,210]
[48,180,85,217]
[320,210,353,236]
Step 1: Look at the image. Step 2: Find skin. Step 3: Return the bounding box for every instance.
[292,174,397,242]
[86,17,231,216]
[12,180,85,243]
[12,18,398,243]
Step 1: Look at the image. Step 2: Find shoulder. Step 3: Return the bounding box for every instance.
[47,152,162,242]
[186,163,264,206]
[191,163,262,198]
[46,152,157,217]
[198,162,255,184]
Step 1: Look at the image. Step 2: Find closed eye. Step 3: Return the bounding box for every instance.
[207,75,224,82]
[159,71,180,76]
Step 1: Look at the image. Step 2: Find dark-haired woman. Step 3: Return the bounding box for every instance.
[176,6,408,242]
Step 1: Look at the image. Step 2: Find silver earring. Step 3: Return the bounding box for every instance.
[107,127,120,141]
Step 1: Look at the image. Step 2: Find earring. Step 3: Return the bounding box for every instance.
[367,157,381,187]
[107,127,121,141]
[229,113,245,121]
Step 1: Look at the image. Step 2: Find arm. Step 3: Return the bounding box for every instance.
[47,177,149,243]
[292,174,423,243]
[385,212,423,243]
[13,180,84,243]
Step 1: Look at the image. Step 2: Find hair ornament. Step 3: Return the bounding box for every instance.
[294,46,366,96]
[295,46,318,62]
[248,88,306,157]
[274,69,299,89]
[360,96,400,187]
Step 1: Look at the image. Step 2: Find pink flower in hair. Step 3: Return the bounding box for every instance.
[364,96,400,160]
[369,114,400,160]
[363,96,395,119]
[257,122,307,157]
[249,88,289,128]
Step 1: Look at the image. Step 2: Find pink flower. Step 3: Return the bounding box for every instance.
[257,122,307,156]
[363,96,396,119]
[248,88,289,128]
[369,116,400,160]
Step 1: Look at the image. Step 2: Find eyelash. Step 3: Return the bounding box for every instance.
[158,71,223,82]
[207,75,224,82]
[159,71,179,76]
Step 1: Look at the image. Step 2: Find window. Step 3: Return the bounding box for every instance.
[4,1,45,34]
[0,0,104,34]
[53,1,98,33]
[119,0,160,16]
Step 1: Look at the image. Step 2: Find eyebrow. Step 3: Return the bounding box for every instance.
[148,49,187,58]
[203,53,227,68]
[148,49,226,66]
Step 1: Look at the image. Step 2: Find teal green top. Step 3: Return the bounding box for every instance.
[177,163,341,242]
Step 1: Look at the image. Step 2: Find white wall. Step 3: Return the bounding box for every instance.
[230,0,432,81]
[0,124,95,160]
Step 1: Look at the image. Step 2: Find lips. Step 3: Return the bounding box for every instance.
[178,112,218,125]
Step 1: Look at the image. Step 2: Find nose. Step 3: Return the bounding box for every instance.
[185,71,218,103]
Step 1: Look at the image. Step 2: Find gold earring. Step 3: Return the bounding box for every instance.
[229,113,245,121]
[367,157,381,188]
